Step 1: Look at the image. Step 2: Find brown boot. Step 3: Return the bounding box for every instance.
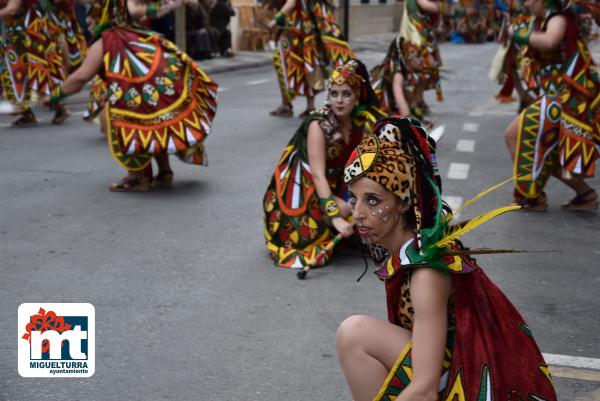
[561,189,598,211]
[12,109,37,127]
[52,104,71,124]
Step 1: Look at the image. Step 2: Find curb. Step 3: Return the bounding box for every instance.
[201,57,273,75]
[198,33,397,75]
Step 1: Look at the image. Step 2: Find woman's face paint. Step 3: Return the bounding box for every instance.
[348,177,408,248]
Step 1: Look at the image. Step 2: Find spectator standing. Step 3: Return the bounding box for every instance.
[187,0,219,60]
[210,0,235,57]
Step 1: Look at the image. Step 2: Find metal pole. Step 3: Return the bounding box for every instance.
[175,6,187,52]
[343,0,350,40]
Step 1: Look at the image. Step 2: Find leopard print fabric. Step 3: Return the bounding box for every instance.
[367,147,415,204]
[395,270,456,332]
[344,122,415,204]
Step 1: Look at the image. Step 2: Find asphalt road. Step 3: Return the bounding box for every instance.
[1,40,599,400]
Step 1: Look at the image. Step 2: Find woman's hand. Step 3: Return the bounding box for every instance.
[268,19,277,30]
[332,217,354,238]
[335,197,352,218]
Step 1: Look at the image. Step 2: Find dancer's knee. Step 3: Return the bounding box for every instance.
[336,315,371,351]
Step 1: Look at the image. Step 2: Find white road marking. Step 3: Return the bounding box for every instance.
[543,353,600,371]
[443,196,463,219]
[456,139,475,153]
[429,124,445,143]
[468,110,483,117]
[447,163,470,180]
[478,110,517,117]
[551,366,600,384]
[246,79,269,86]
[462,122,479,132]
[218,87,229,92]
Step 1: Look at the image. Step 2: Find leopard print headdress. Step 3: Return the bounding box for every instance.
[344,117,442,249]
[343,122,416,204]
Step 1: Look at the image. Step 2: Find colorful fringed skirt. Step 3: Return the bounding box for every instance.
[273,0,354,99]
[0,4,65,108]
[46,0,88,71]
[99,27,217,171]
[263,112,362,268]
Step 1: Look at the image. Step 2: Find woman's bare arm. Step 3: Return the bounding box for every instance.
[307,121,353,236]
[416,0,439,15]
[128,0,185,21]
[528,14,566,51]
[392,73,411,117]
[279,0,297,17]
[396,268,452,401]
[0,0,21,20]
[61,40,104,95]
[307,121,331,201]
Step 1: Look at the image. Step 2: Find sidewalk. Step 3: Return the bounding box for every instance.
[200,33,397,75]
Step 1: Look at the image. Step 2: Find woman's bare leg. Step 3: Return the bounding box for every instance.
[99,108,107,136]
[153,152,173,187]
[306,95,315,111]
[336,315,412,401]
[552,171,596,199]
[504,113,520,161]
[154,152,172,175]
[270,76,293,116]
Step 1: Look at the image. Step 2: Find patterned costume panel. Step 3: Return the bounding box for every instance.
[374,341,452,401]
[375,240,558,401]
[101,27,218,170]
[263,106,383,268]
[83,75,108,122]
[514,12,600,198]
[493,8,539,106]
[399,0,443,101]
[45,0,88,71]
[273,0,354,98]
[371,58,406,115]
[0,0,66,108]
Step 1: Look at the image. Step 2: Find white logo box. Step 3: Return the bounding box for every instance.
[18,303,95,378]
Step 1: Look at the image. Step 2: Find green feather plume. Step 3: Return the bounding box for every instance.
[408,176,523,271]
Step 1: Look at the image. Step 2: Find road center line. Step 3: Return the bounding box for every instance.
[447,163,470,180]
[462,122,479,132]
[246,79,269,86]
[456,139,475,152]
[543,353,600,371]
[468,110,483,117]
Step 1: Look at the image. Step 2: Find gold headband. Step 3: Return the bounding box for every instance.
[328,60,363,99]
